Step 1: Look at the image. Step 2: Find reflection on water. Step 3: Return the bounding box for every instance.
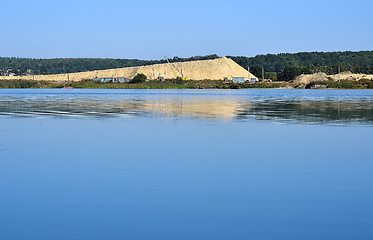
[0,89,372,125]
[236,100,373,124]
[1,89,373,240]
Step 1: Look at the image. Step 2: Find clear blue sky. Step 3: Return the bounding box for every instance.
[1,0,372,59]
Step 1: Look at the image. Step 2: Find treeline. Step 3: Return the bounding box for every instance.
[229,51,373,81]
[0,55,219,75]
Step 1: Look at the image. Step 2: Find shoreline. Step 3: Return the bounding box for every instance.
[0,79,372,90]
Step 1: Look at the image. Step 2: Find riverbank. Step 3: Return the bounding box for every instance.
[0,79,372,89]
[0,79,286,89]
[300,80,373,89]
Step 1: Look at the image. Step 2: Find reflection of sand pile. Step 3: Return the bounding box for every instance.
[143,99,239,120]
[0,57,254,81]
[294,71,373,85]
[1,93,372,123]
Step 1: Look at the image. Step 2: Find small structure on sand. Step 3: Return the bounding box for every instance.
[93,77,128,83]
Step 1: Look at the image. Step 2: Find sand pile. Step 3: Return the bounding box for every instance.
[332,72,373,81]
[294,71,373,85]
[294,72,328,85]
[0,57,256,82]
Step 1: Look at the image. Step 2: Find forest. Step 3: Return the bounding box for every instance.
[228,51,373,81]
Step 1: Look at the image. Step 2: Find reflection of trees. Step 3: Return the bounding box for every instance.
[236,100,373,124]
[0,98,149,118]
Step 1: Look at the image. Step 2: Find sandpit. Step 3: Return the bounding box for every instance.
[294,71,373,85]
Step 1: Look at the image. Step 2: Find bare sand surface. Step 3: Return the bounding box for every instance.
[0,57,256,82]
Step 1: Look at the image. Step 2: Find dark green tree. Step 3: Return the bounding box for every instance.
[277,66,302,81]
[130,73,147,83]
[251,66,263,79]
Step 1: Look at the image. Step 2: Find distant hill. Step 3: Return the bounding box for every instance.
[0,55,220,75]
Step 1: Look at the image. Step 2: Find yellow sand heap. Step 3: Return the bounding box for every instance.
[0,57,256,82]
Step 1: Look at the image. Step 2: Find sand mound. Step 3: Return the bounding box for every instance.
[0,57,256,82]
[294,72,328,85]
[294,71,373,85]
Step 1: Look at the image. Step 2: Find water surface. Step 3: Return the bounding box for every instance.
[1,89,373,124]
[0,89,372,240]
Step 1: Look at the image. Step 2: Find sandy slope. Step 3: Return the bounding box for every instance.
[0,57,256,82]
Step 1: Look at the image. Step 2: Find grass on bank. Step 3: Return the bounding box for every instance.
[0,79,51,88]
[0,79,286,89]
[305,79,373,89]
[1,79,371,89]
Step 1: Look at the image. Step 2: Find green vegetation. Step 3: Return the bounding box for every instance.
[1,78,372,89]
[305,80,373,89]
[229,51,373,73]
[130,73,147,83]
[277,66,311,82]
[229,51,373,81]
[0,80,50,88]
[0,79,287,89]
[174,76,185,84]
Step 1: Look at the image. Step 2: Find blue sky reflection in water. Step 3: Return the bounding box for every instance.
[0,89,372,240]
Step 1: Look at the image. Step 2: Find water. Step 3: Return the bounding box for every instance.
[0,89,372,240]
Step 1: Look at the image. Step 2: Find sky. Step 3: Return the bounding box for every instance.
[1,0,372,59]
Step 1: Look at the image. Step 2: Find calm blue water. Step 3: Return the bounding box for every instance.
[0,89,372,240]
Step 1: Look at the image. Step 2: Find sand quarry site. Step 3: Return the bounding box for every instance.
[0,57,257,82]
[1,56,371,85]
